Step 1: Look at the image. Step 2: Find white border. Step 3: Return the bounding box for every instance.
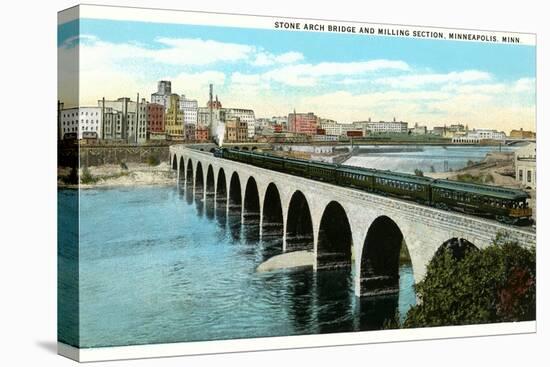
[59,321,536,362]
[58,4,536,45]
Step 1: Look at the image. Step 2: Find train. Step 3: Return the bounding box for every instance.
[213,148,532,225]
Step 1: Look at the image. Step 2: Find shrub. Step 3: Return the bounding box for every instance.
[80,166,97,184]
[146,155,160,166]
[403,236,535,328]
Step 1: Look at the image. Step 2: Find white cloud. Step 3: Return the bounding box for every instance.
[375,70,492,88]
[251,51,304,66]
[298,79,534,132]
[229,59,410,87]
[266,60,410,86]
[154,38,253,65]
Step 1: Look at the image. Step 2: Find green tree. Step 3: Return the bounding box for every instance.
[403,236,535,328]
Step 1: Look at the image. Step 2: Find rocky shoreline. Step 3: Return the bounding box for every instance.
[58,162,175,189]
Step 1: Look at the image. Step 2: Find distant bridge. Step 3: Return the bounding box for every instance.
[504,138,536,146]
[169,146,535,297]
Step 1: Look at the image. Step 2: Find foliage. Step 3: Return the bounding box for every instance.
[403,236,535,328]
[381,311,402,330]
[80,166,98,184]
[414,169,424,177]
[455,173,494,184]
[146,154,161,166]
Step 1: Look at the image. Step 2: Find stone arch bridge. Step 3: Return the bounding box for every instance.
[170,146,536,297]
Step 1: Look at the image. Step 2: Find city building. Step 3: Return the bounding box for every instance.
[207,95,222,109]
[98,97,148,143]
[184,123,196,142]
[225,117,248,143]
[452,128,507,143]
[319,119,342,136]
[224,108,256,138]
[195,126,209,142]
[147,103,165,134]
[409,123,427,135]
[272,116,288,130]
[515,142,536,189]
[151,80,172,110]
[365,118,408,134]
[471,129,507,140]
[288,112,318,136]
[510,128,536,139]
[179,95,198,126]
[346,130,363,137]
[165,94,184,137]
[59,106,103,140]
[198,106,223,140]
[431,124,467,138]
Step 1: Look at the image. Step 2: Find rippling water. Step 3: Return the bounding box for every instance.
[58,186,415,348]
[346,145,517,174]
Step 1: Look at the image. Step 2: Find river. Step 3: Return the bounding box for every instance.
[58,186,416,348]
[345,144,517,174]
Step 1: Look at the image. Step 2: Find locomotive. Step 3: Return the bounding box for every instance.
[213,148,532,225]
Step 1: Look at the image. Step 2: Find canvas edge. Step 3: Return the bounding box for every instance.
[58,321,535,362]
[56,3,538,363]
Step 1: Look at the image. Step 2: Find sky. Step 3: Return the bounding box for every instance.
[58,18,536,132]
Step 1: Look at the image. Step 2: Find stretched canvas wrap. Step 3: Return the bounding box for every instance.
[57,4,537,362]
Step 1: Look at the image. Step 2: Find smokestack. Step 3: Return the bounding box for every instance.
[101,97,105,140]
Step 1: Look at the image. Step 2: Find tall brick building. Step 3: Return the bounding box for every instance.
[288,112,318,135]
[147,103,165,133]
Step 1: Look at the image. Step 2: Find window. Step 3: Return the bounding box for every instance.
[519,169,523,181]
[527,170,532,183]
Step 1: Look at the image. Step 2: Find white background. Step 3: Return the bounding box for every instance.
[0,0,547,366]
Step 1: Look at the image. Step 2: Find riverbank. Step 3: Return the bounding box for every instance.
[58,162,175,189]
[425,152,518,188]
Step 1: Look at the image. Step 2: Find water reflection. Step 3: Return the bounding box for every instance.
[227,204,241,240]
[71,186,416,348]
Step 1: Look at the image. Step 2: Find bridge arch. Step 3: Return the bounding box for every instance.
[262,183,284,249]
[360,215,408,296]
[229,172,242,213]
[195,161,205,199]
[285,190,313,252]
[243,177,261,239]
[317,201,352,270]
[186,158,193,182]
[178,156,185,184]
[216,168,228,208]
[172,154,178,170]
[204,165,216,218]
[206,165,215,195]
